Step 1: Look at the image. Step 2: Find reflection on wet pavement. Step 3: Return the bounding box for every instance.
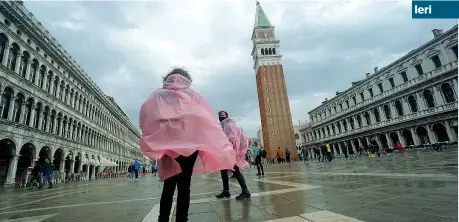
[0,149,457,221]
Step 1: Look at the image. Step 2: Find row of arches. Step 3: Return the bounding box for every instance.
[261,47,276,56]
[0,86,135,157]
[306,82,456,142]
[0,137,137,185]
[0,32,132,142]
[302,121,457,156]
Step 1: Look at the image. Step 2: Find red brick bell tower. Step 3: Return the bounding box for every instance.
[251,2,296,160]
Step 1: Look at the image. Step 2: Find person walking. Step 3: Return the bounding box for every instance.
[253,142,264,176]
[261,148,268,168]
[127,164,133,180]
[132,160,141,181]
[30,161,42,188]
[285,148,291,165]
[325,143,333,161]
[276,147,283,164]
[139,68,237,222]
[215,111,251,200]
[40,158,54,189]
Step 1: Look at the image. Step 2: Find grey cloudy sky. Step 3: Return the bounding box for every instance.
[24,0,456,138]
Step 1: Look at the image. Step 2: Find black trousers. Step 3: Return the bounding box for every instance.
[134,170,139,179]
[159,151,199,222]
[220,166,247,191]
[255,156,264,174]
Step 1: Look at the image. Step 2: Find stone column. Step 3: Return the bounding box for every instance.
[18,103,26,124]
[416,91,425,111]
[24,60,31,80]
[6,155,18,184]
[402,97,410,115]
[378,106,386,121]
[444,120,457,142]
[37,111,44,131]
[350,141,357,153]
[14,53,21,73]
[346,119,352,131]
[34,70,40,86]
[361,113,368,127]
[2,44,10,66]
[52,118,58,134]
[353,116,359,129]
[337,142,343,154]
[59,160,65,173]
[28,106,36,127]
[49,77,55,96]
[7,95,16,121]
[432,86,444,106]
[70,160,75,174]
[426,124,437,144]
[410,127,421,146]
[397,130,407,147]
[384,132,391,148]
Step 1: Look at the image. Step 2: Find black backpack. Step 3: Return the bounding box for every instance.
[261,150,267,158]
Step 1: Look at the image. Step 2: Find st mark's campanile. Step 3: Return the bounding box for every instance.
[251,2,296,160]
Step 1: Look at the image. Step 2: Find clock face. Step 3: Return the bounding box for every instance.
[257,31,273,38]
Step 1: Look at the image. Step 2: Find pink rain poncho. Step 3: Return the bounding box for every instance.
[139,74,237,181]
[220,118,250,172]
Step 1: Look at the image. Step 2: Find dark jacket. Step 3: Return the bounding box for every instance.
[42,163,54,176]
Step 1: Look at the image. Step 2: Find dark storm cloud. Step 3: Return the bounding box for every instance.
[22,1,456,137]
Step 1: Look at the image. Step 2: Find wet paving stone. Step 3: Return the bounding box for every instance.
[0,149,457,221]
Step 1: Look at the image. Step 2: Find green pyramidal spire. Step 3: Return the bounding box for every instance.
[254,1,273,28]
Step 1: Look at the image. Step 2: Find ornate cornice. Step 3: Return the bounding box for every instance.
[308,25,458,115]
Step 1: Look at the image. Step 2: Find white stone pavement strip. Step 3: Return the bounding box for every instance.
[309,172,457,178]
[0,188,89,211]
[263,171,456,178]
[300,211,365,222]
[140,179,322,221]
[141,204,174,222]
[0,213,59,222]
[264,211,365,222]
[0,190,230,215]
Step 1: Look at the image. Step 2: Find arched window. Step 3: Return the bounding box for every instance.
[272,48,276,55]
[423,90,435,108]
[383,104,391,119]
[373,108,380,122]
[20,52,29,78]
[8,43,20,71]
[342,120,348,131]
[349,118,355,129]
[46,72,53,93]
[394,100,404,116]
[261,48,265,55]
[30,59,38,83]
[408,95,418,112]
[268,48,272,55]
[326,126,330,135]
[0,88,13,119]
[356,115,362,127]
[38,66,46,88]
[364,112,371,125]
[264,48,268,55]
[441,83,456,103]
[0,33,8,63]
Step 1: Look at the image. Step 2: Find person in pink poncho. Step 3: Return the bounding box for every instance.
[139,68,237,222]
[215,111,251,200]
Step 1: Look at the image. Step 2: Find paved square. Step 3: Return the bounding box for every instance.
[0,150,457,222]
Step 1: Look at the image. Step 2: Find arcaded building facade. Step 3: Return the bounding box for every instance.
[252,2,296,160]
[0,2,143,185]
[299,26,458,154]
